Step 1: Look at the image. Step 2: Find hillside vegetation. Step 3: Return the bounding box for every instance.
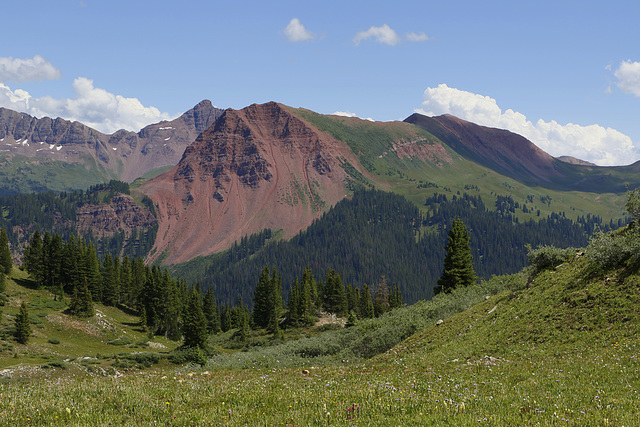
[1,214,640,424]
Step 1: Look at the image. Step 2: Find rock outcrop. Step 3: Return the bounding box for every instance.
[75,194,156,237]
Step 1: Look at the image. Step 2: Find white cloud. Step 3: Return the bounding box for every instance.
[0,78,173,134]
[614,60,640,97]
[416,84,637,166]
[405,32,429,42]
[353,24,401,46]
[0,55,62,83]
[284,18,315,42]
[331,111,374,122]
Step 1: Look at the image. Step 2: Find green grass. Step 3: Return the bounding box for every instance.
[0,153,112,195]
[0,267,179,371]
[2,230,640,424]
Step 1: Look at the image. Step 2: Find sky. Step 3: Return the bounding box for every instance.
[1,0,639,166]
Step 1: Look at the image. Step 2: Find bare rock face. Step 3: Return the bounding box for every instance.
[141,102,362,265]
[76,194,156,237]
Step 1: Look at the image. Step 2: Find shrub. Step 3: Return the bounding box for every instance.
[527,245,576,274]
[48,337,60,345]
[585,229,640,271]
[107,337,133,346]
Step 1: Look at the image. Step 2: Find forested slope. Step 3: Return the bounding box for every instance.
[174,189,615,306]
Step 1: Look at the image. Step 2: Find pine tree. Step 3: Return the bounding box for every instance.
[101,253,118,306]
[359,283,374,319]
[373,275,390,317]
[23,230,44,287]
[14,301,31,344]
[202,288,221,333]
[252,266,272,328]
[0,270,5,294]
[322,269,347,316]
[0,228,11,275]
[182,287,207,349]
[69,280,94,318]
[435,218,477,294]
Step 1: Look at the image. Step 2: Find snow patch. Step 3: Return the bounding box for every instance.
[158,126,174,130]
[112,147,117,151]
[56,145,62,151]
[39,141,44,144]
[22,139,29,146]
[49,144,55,149]
[0,138,4,142]
[164,137,170,141]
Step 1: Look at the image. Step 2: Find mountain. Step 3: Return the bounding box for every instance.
[404,112,640,192]
[556,155,596,166]
[0,100,223,194]
[141,102,363,264]
[140,101,639,265]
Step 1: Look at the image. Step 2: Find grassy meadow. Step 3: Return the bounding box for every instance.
[1,242,639,425]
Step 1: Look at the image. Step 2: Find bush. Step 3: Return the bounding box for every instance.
[168,347,211,365]
[585,229,640,271]
[527,245,576,274]
[107,337,133,346]
[48,337,60,345]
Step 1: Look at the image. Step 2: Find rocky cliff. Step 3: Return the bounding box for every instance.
[141,102,363,264]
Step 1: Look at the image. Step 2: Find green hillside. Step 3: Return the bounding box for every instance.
[2,219,639,424]
[0,267,180,372]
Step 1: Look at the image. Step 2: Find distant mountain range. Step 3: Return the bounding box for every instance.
[1,100,638,268]
[0,100,223,194]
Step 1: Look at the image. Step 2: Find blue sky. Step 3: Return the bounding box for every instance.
[1,0,639,166]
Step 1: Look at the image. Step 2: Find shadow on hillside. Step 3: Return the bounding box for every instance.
[12,277,40,290]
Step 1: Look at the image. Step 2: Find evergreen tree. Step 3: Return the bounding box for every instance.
[0,228,11,275]
[252,266,272,328]
[119,256,133,307]
[23,230,43,286]
[373,275,390,317]
[322,269,347,316]
[388,283,402,309]
[182,287,207,349]
[0,270,5,293]
[60,235,80,299]
[81,243,102,303]
[14,301,31,344]
[202,287,221,333]
[359,283,374,319]
[101,253,118,306]
[435,218,477,294]
[221,302,232,332]
[267,268,283,334]
[287,278,301,326]
[69,280,94,318]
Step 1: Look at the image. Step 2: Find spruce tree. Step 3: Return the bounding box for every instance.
[0,270,5,294]
[23,230,44,287]
[0,228,12,275]
[252,266,272,328]
[14,301,31,344]
[182,287,207,349]
[359,283,374,319]
[435,218,477,294]
[322,269,347,316]
[203,288,221,333]
[373,275,390,317]
[69,280,94,318]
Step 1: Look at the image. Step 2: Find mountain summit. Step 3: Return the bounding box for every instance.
[141,102,361,264]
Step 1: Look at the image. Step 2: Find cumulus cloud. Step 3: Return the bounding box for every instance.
[415,84,637,166]
[614,60,640,97]
[331,111,374,122]
[0,77,173,134]
[405,32,429,42]
[284,18,315,42]
[0,55,62,83]
[353,25,429,46]
[353,24,401,46]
